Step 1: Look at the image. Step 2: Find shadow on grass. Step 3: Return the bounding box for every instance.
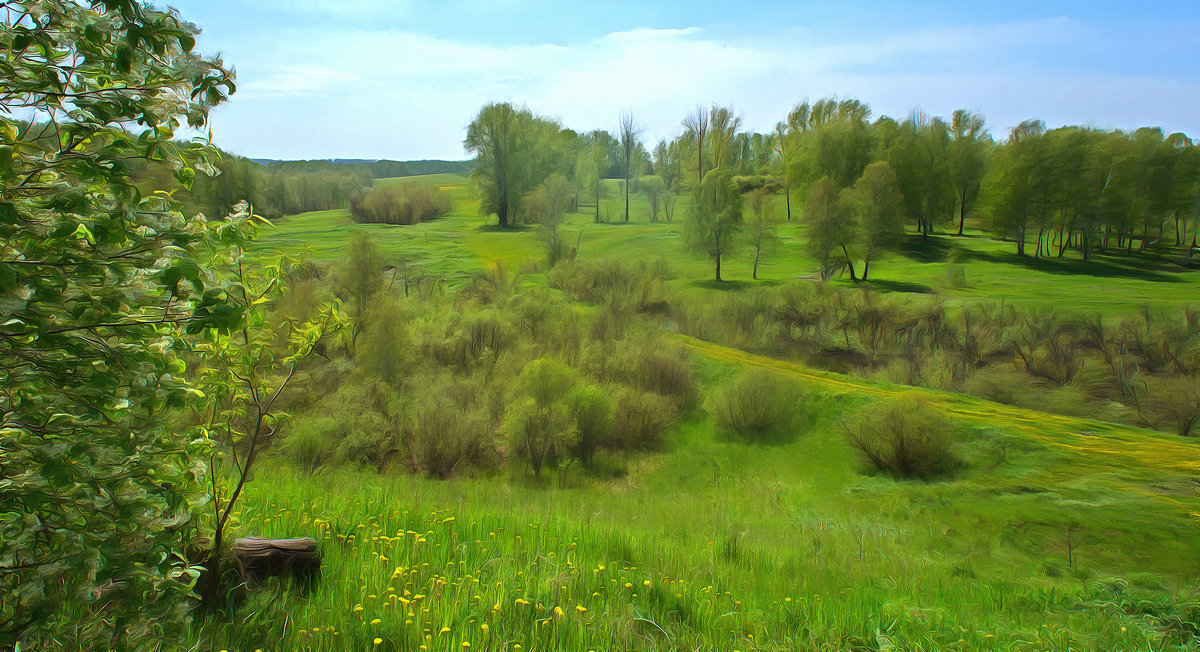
[475,223,533,233]
[862,279,934,294]
[898,235,956,262]
[963,249,1184,283]
[690,279,754,291]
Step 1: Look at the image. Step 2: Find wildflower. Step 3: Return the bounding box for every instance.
[481,623,489,634]
[461,642,470,648]
[576,605,587,614]
[441,627,451,635]
[371,618,382,625]
[373,638,383,646]
[553,606,564,618]
[643,580,652,588]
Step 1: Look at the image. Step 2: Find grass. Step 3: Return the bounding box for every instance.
[196,338,1200,650]
[197,173,1200,651]
[254,175,1200,317]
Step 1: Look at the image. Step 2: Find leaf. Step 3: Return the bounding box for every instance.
[0,264,15,292]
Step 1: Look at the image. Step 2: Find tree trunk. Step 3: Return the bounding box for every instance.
[841,245,858,282]
[784,183,792,221]
[752,246,760,280]
[714,254,721,283]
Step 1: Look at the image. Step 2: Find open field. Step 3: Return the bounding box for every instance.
[253,174,1200,318]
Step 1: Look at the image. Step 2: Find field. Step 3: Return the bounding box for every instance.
[194,174,1200,651]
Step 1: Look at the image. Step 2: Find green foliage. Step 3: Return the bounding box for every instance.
[609,386,676,451]
[684,168,744,282]
[465,103,568,227]
[842,398,957,479]
[349,183,451,225]
[0,1,241,646]
[566,385,615,467]
[406,385,493,479]
[708,368,805,442]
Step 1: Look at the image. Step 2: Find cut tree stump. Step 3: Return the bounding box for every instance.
[233,537,321,587]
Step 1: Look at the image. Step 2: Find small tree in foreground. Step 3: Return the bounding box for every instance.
[842,398,957,479]
[0,1,236,647]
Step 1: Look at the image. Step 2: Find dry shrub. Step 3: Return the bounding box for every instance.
[842,397,957,479]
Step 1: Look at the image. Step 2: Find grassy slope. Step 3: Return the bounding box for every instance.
[203,174,1200,651]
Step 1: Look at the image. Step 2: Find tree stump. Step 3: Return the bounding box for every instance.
[233,537,321,588]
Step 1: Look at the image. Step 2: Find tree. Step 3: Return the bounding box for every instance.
[841,161,906,279]
[0,1,239,647]
[464,103,562,227]
[527,173,572,264]
[707,106,742,171]
[682,105,709,185]
[747,189,780,280]
[641,174,665,222]
[619,112,643,223]
[685,169,744,282]
[948,110,990,235]
[803,176,851,279]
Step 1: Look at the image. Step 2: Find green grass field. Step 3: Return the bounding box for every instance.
[198,174,1200,651]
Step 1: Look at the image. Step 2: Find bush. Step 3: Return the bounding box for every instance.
[566,385,615,467]
[349,184,451,224]
[406,392,493,478]
[708,368,804,442]
[842,398,957,479]
[283,416,339,474]
[611,337,698,410]
[610,386,677,451]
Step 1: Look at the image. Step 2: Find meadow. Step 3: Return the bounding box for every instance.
[182,174,1200,651]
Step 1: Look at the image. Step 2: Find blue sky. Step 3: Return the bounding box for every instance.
[157,0,1200,160]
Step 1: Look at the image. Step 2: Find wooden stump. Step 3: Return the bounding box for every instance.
[234,537,321,587]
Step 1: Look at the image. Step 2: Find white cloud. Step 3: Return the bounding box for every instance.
[207,17,1200,159]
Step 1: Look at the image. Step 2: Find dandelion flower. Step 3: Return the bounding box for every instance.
[371,618,382,626]
[440,627,451,635]
[576,605,587,614]
[373,638,382,646]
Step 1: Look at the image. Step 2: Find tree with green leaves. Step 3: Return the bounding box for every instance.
[464,103,563,227]
[948,110,990,235]
[685,168,744,282]
[841,161,907,279]
[0,0,239,646]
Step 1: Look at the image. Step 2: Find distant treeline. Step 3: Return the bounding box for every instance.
[132,151,472,220]
[259,158,474,179]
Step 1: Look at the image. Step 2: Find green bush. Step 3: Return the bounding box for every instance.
[282,416,339,474]
[566,385,615,467]
[842,398,957,479]
[611,338,698,410]
[708,368,804,442]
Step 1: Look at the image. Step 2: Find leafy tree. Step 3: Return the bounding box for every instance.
[464,103,562,227]
[841,161,906,279]
[803,176,851,279]
[0,0,239,647]
[527,172,572,264]
[684,168,744,282]
[747,189,780,280]
[707,106,743,171]
[948,110,991,235]
[503,358,580,476]
[889,111,955,239]
[641,174,665,222]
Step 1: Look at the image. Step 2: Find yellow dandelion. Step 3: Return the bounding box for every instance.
[553,606,564,618]
[371,618,382,625]
[440,627,451,635]
[481,623,489,634]
[576,605,587,614]
[373,638,382,646]
[461,642,470,648]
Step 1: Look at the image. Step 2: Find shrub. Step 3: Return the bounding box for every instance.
[708,368,805,442]
[283,416,339,474]
[842,398,957,479]
[611,337,698,410]
[566,385,615,467]
[407,392,493,478]
[610,386,677,451]
[349,184,451,225]
[502,398,576,477]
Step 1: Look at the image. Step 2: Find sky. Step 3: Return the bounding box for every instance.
[155,0,1200,161]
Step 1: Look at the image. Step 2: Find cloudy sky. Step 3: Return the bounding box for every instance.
[156,0,1200,161]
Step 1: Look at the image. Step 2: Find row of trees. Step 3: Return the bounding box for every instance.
[463,101,1200,276]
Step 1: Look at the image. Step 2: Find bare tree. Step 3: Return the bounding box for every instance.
[619,112,643,223]
[683,105,709,185]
